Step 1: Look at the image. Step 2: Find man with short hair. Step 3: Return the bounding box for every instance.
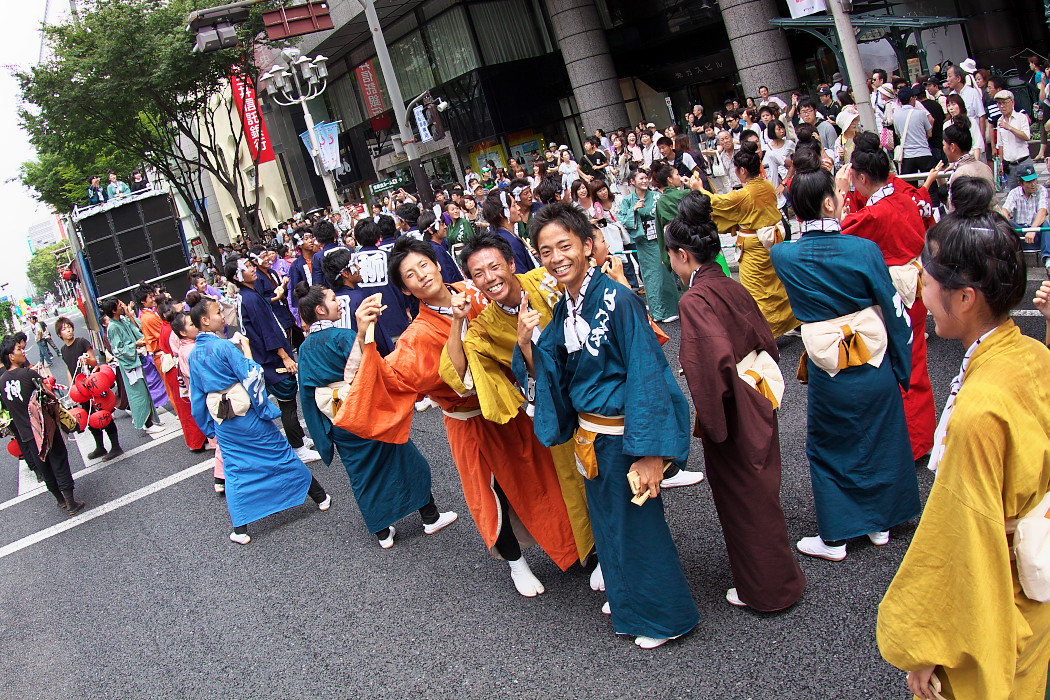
[798,98,837,157]
[894,86,934,175]
[947,64,987,158]
[578,138,610,183]
[818,88,841,121]
[656,135,706,183]
[758,85,787,112]
[310,219,345,286]
[871,69,890,132]
[995,90,1034,192]
[924,76,947,112]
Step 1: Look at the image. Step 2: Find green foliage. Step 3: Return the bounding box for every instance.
[19,148,140,213]
[0,301,13,336]
[26,243,66,298]
[18,0,276,251]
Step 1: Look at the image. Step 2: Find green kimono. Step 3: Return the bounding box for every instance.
[106,316,156,429]
[447,217,476,246]
[655,186,730,276]
[618,189,681,321]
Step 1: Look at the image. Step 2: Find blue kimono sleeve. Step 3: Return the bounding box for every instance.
[242,294,291,355]
[299,381,334,466]
[432,242,465,283]
[227,342,281,422]
[287,261,306,310]
[311,251,327,286]
[614,289,691,462]
[866,246,913,390]
[522,319,578,447]
[188,348,216,439]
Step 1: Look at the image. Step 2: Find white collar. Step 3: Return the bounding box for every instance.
[867,182,895,207]
[309,319,335,333]
[799,218,842,235]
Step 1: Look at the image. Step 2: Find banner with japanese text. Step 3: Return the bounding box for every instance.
[230,70,276,164]
[356,60,386,117]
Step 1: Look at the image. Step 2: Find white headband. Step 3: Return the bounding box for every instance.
[235,258,251,282]
[499,190,511,221]
[511,185,527,202]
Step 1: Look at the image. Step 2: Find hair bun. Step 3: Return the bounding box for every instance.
[293,281,312,302]
[738,139,760,155]
[853,131,882,154]
[677,191,713,226]
[791,144,823,175]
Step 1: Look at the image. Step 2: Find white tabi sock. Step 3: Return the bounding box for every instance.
[590,563,605,592]
[507,557,545,597]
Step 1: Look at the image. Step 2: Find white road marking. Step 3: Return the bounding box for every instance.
[0,459,212,561]
[4,430,187,508]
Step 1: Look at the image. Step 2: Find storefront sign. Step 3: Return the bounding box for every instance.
[230,70,276,164]
[369,176,408,195]
[787,0,827,19]
[356,61,387,118]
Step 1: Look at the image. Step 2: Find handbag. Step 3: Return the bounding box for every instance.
[880,126,895,151]
[1011,491,1050,602]
[892,108,916,167]
[710,153,727,178]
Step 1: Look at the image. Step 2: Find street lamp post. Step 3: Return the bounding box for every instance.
[261,47,341,212]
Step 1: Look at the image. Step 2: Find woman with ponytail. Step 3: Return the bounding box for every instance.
[669,192,806,611]
[702,140,799,337]
[770,147,920,562]
[838,131,937,461]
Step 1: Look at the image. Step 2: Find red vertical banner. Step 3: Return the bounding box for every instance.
[230,70,276,164]
[355,60,386,118]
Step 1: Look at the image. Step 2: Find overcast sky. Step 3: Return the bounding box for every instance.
[0,0,64,300]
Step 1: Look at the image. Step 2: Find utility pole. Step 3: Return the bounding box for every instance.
[827,0,877,132]
[361,0,434,207]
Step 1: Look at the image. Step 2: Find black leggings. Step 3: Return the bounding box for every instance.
[492,480,522,562]
[233,477,326,533]
[278,397,305,449]
[375,494,439,539]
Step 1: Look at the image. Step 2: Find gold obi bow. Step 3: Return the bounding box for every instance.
[315,380,349,421]
[797,306,888,382]
[736,350,785,409]
[888,258,924,308]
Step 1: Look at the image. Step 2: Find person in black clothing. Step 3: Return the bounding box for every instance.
[129,169,149,193]
[248,245,304,350]
[55,317,122,461]
[579,138,609,182]
[0,335,84,514]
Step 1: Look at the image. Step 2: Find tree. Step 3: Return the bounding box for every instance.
[19,147,141,214]
[26,243,65,298]
[18,0,276,255]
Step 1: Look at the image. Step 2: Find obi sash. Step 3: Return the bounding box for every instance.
[314,380,349,421]
[888,258,923,309]
[797,305,887,382]
[206,382,251,423]
[737,222,785,251]
[736,349,785,409]
[441,405,483,421]
[574,413,625,480]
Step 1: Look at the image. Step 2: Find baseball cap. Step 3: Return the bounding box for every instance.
[818,87,832,96]
[1020,164,1040,182]
[896,86,915,103]
[994,89,1014,101]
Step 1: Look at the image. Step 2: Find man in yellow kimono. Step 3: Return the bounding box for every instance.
[439,231,595,568]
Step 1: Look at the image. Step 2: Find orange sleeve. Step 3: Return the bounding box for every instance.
[334,340,422,444]
[141,312,162,353]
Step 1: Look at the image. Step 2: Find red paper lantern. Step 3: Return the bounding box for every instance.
[91,364,117,393]
[61,269,73,281]
[68,380,91,404]
[87,410,113,430]
[69,406,89,432]
[7,439,22,458]
[92,389,117,413]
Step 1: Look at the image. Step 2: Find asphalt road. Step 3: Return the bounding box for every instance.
[0,276,1046,700]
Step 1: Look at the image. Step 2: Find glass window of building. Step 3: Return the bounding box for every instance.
[325,73,365,128]
[469,0,544,65]
[424,6,480,83]
[390,30,435,100]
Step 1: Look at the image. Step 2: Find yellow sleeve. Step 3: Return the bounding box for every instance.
[464,328,526,425]
[705,188,750,234]
[876,400,1018,700]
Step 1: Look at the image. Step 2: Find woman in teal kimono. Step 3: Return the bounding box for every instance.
[187,296,331,545]
[101,298,158,432]
[618,168,681,322]
[294,283,457,548]
[516,202,699,649]
[769,146,920,562]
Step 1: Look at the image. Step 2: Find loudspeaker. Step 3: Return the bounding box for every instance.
[77,192,190,298]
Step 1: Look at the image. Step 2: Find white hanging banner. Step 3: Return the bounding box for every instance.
[787,0,827,18]
[413,104,434,143]
[299,121,342,173]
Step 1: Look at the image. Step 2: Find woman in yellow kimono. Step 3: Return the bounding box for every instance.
[703,140,798,337]
[877,197,1050,700]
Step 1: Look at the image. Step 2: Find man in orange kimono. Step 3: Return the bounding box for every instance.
[335,237,578,598]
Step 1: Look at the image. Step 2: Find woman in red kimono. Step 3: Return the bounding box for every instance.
[668,191,806,611]
[838,132,936,460]
[157,298,208,451]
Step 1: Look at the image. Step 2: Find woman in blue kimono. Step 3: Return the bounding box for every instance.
[769,146,920,562]
[187,296,332,545]
[293,283,458,548]
[515,201,699,650]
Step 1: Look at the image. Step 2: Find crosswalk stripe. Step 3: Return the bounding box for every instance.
[0,459,212,561]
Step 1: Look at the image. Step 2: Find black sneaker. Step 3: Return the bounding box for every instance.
[102,446,124,462]
[86,446,107,460]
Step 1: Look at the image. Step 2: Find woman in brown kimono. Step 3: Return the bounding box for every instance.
[666,191,806,611]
